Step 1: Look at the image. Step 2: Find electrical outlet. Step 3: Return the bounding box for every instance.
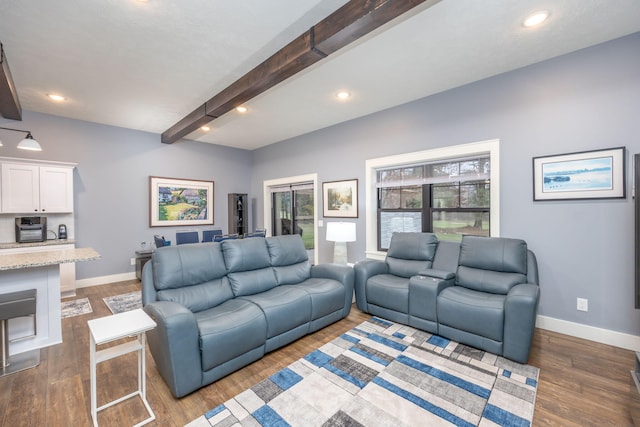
[130,257,136,266]
[577,298,588,312]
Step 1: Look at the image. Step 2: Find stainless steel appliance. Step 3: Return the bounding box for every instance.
[15,217,47,243]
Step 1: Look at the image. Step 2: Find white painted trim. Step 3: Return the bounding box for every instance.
[536,314,640,352]
[364,139,500,256]
[75,272,136,288]
[263,173,319,265]
[0,156,77,168]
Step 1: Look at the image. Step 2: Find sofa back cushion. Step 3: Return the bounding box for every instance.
[456,235,528,294]
[156,277,233,313]
[385,232,438,278]
[152,243,234,312]
[222,237,278,296]
[266,235,311,285]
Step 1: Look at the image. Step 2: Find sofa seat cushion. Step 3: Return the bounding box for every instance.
[239,286,311,339]
[366,274,409,313]
[287,278,345,319]
[437,286,505,342]
[196,299,267,372]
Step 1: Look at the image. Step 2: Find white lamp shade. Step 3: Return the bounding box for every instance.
[17,135,42,151]
[326,222,356,242]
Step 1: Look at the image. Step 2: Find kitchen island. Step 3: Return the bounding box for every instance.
[0,247,100,356]
[0,239,80,297]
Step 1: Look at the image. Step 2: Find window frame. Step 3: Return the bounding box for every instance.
[365,139,500,260]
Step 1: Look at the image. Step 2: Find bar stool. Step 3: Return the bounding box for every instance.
[0,289,39,377]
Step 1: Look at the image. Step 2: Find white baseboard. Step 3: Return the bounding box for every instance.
[75,272,137,289]
[536,314,640,352]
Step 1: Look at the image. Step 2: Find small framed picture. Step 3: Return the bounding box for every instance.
[323,179,358,218]
[532,147,625,201]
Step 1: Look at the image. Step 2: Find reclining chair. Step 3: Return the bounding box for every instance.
[354,232,439,326]
[437,235,540,363]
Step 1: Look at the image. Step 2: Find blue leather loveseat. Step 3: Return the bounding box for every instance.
[354,232,539,363]
[141,234,354,397]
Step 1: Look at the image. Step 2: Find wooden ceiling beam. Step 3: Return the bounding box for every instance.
[162,0,438,144]
[0,42,23,121]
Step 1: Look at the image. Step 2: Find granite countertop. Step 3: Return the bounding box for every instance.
[0,239,77,250]
[0,247,100,271]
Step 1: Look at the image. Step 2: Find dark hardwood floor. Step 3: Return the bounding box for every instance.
[0,279,635,426]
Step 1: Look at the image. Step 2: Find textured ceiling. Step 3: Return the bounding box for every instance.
[0,0,639,150]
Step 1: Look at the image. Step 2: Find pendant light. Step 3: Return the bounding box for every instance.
[0,126,43,151]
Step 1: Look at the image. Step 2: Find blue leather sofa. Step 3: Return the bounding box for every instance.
[354,232,539,363]
[141,234,354,397]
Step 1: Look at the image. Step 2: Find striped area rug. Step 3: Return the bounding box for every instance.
[187,317,539,427]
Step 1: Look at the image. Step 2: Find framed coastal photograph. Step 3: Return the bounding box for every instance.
[533,147,625,201]
[149,176,214,226]
[323,179,358,218]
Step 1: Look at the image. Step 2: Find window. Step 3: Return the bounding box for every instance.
[271,183,314,250]
[365,140,499,258]
[263,174,318,264]
[377,157,490,249]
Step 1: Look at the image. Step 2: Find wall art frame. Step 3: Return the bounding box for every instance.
[149,176,214,227]
[532,146,625,201]
[323,179,358,218]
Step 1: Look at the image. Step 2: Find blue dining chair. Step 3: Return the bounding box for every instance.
[154,235,167,249]
[202,229,223,243]
[175,230,199,245]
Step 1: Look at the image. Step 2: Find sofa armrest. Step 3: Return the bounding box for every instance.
[143,301,202,398]
[311,264,355,316]
[141,261,156,306]
[417,268,455,280]
[504,283,540,363]
[409,274,455,329]
[354,259,389,311]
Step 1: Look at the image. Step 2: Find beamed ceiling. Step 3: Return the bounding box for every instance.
[0,0,639,150]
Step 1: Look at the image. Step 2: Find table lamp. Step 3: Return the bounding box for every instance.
[326,222,356,264]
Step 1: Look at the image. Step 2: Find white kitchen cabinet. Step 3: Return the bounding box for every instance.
[39,166,74,213]
[1,162,74,213]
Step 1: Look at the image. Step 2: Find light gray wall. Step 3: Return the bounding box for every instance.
[0,112,252,279]
[251,33,640,335]
[2,33,637,337]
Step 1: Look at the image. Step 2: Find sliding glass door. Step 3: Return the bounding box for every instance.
[271,183,314,252]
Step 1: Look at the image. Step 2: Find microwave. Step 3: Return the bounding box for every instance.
[15,217,47,243]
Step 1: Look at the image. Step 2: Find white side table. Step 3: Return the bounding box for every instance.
[88,308,157,427]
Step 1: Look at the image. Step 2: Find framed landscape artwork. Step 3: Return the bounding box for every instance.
[323,179,358,218]
[149,176,214,226]
[532,147,625,201]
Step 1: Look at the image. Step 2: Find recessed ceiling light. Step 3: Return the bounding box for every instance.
[201,126,210,132]
[336,91,351,100]
[236,106,248,113]
[47,93,66,102]
[523,11,549,28]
